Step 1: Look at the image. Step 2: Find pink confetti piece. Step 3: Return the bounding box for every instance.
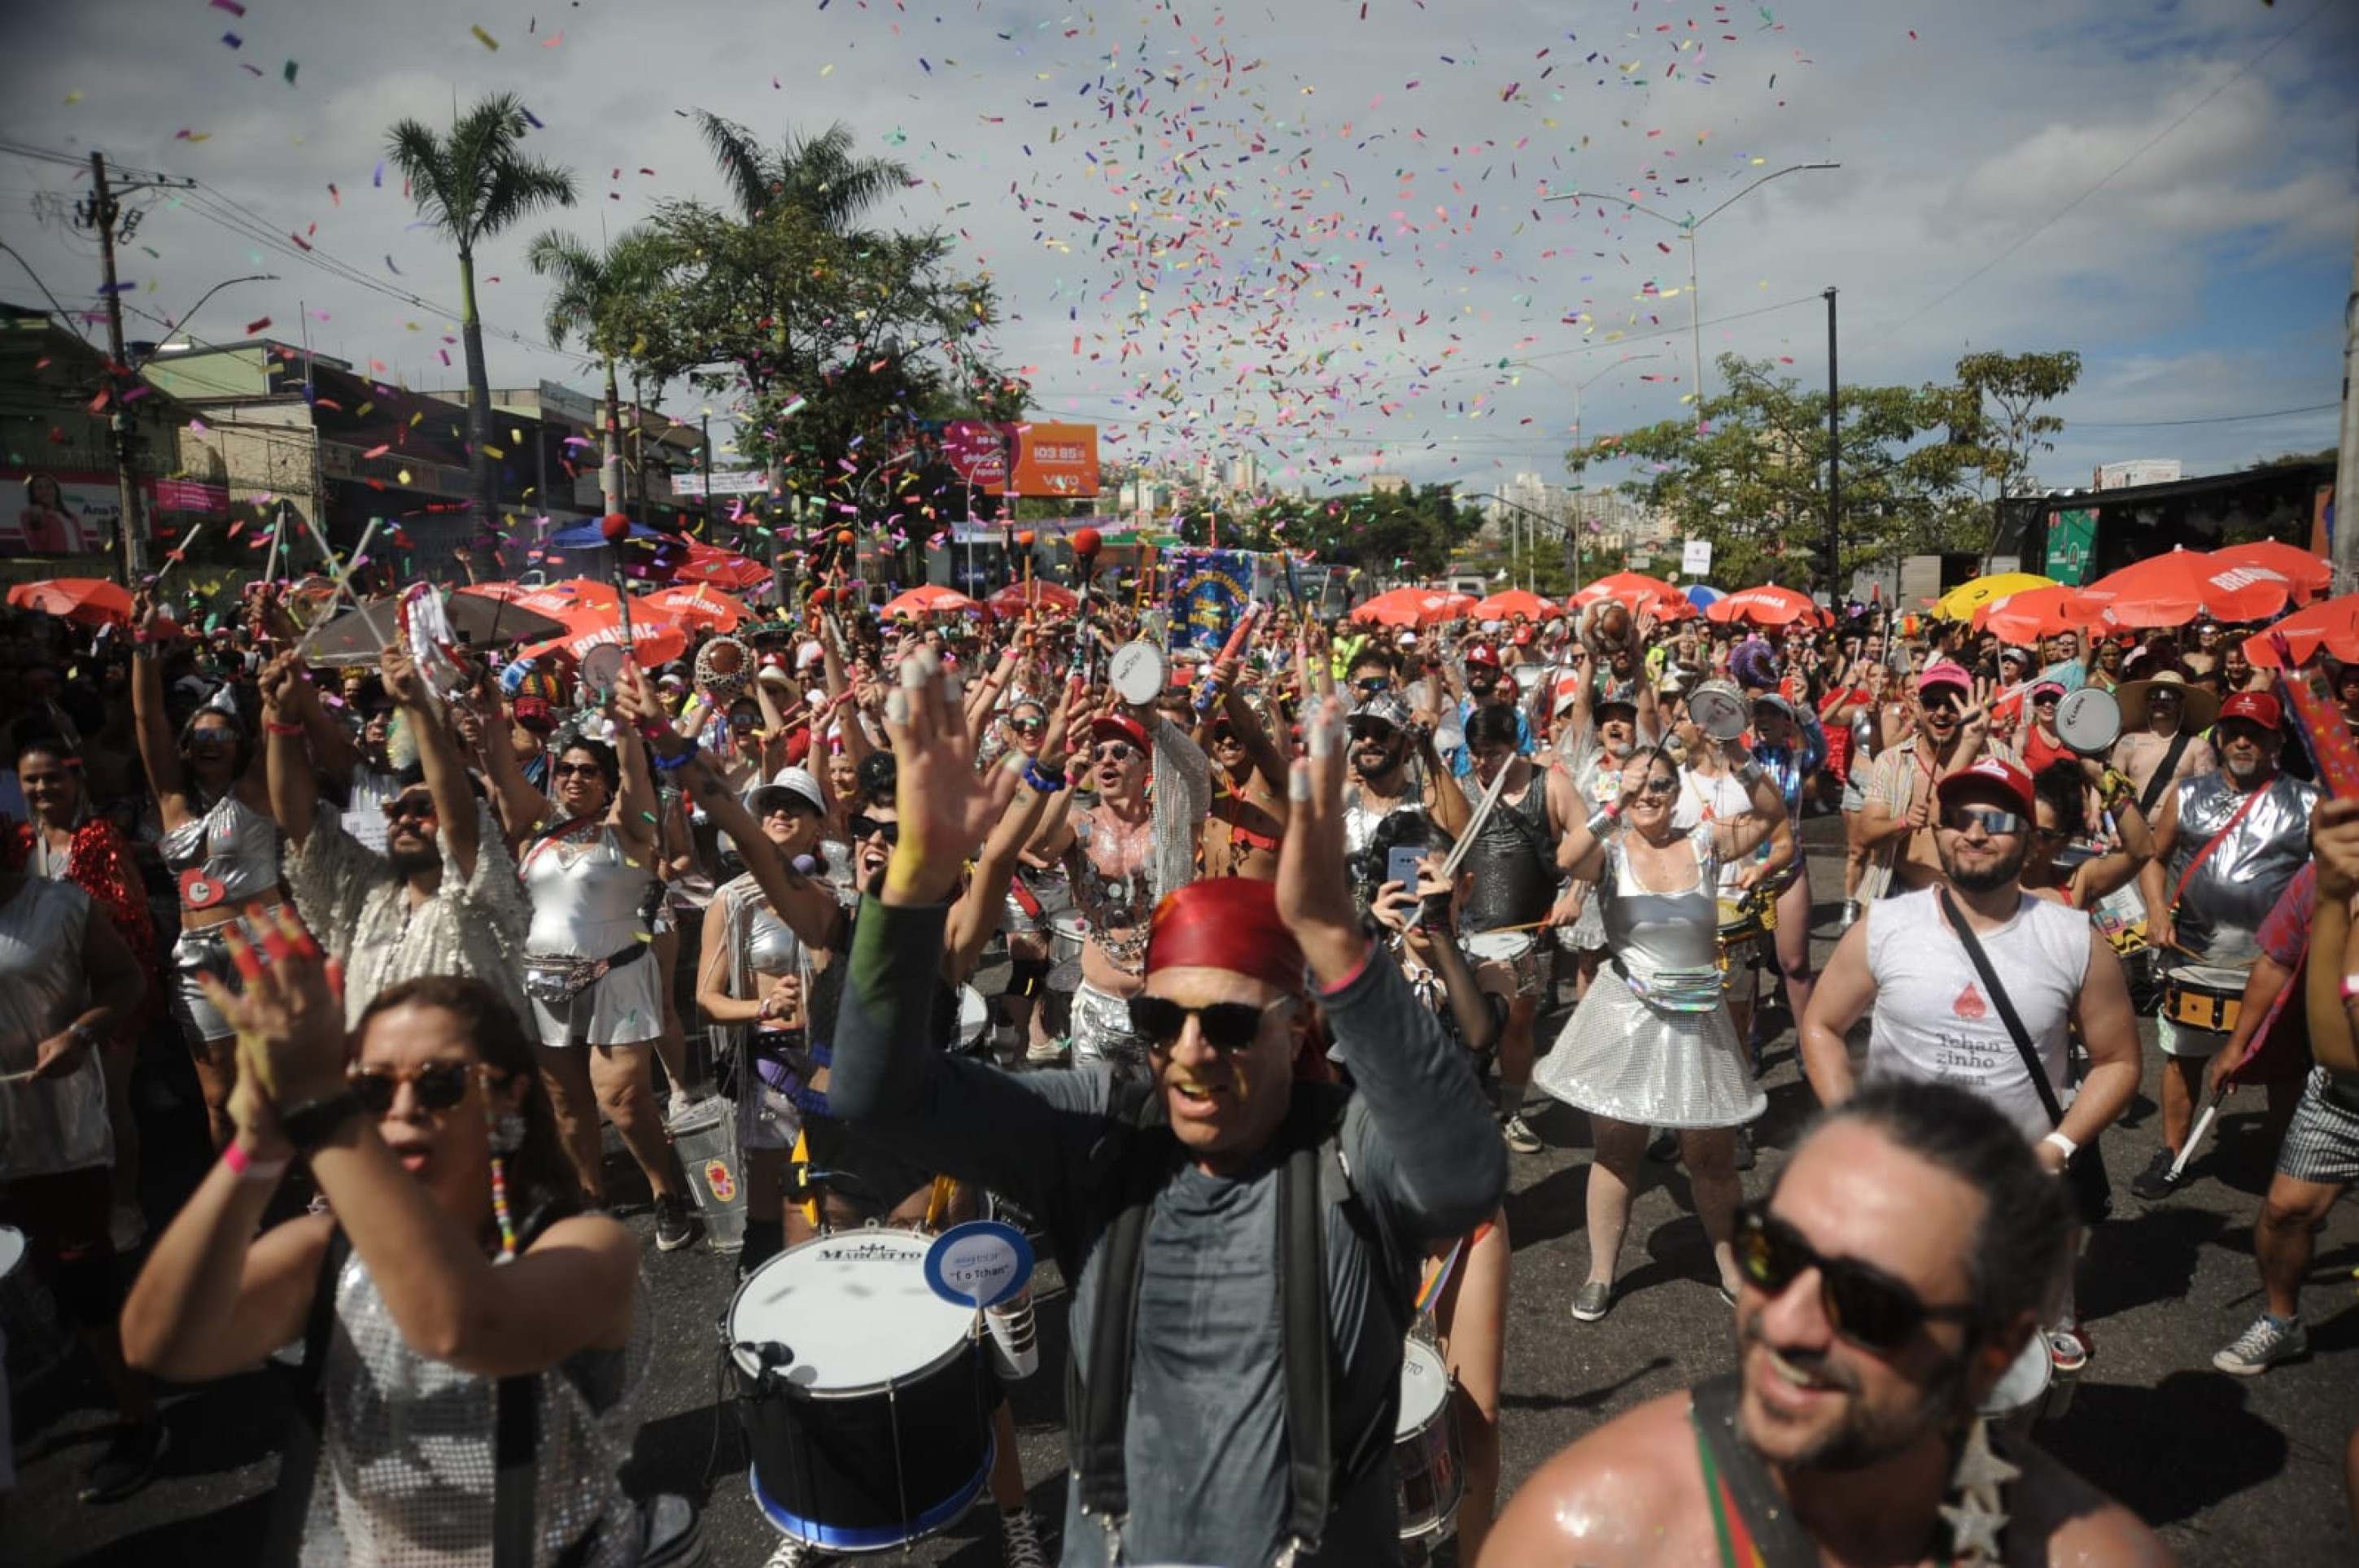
[209,0,245,14]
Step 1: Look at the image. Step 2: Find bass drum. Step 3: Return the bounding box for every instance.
[728,1228,994,1553]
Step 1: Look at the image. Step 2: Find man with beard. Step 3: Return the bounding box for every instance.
[1446,641,1532,776]
[1027,701,1210,1075]
[2108,670,2217,820]
[1483,1080,2165,1566]
[2134,692,2320,1200]
[1339,689,1470,883]
[1856,662,2006,901]
[262,646,531,1027]
[831,663,1505,1567]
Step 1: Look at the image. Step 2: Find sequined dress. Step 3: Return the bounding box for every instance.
[301,1244,650,1568]
[1534,828,1765,1129]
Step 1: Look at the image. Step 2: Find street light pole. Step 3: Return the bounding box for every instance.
[1549,163,1839,430]
[1824,287,1842,604]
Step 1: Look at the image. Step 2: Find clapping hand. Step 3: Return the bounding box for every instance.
[1274,696,1366,984]
[877,649,1025,906]
[197,906,347,1123]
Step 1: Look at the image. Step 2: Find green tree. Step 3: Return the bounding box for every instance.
[1574,354,1973,591]
[691,113,911,229]
[527,225,669,516]
[384,94,578,542]
[1953,349,2081,521]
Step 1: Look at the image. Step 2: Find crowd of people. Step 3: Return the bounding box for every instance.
[2,566,2355,1566]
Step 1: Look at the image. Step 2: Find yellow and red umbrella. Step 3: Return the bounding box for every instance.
[6,576,133,627]
[1933,571,2055,623]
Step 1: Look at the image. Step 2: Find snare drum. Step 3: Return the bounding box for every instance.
[1462,929,1534,965]
[728,1229,994,1553]
[2163,964,2248,1037]
[1046,912,1090,992]
[1716,896,1766,971]
[955,985,989,1049]
[1395,1339,1463,1544]
[1977,1328,2053,1437]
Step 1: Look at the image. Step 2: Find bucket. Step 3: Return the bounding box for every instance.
[670,1096,747,1254]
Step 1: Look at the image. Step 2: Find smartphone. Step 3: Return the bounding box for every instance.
[1386,845,1426,893]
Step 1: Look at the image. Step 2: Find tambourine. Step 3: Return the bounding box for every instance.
[2055,687,2121,757]
[1109,640,1169,705]
[693,635,753,702]
[580,642,628,701]
[282,574,343,633]
[1688,679,1750,742]
[398,583,471,707]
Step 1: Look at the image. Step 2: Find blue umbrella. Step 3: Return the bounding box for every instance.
[1684,584,1723,610]
[549,519,664,548]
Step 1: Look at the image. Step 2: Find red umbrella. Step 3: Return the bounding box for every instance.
[986,580,1081,617]
[2243,592,2359,668]
[2209,540,2330,606]
[7,577,133,628]
[675,543,771,591]
[1470,587,1556,621]
[1706,583,1824,629]
[1570,571,1696,620]
[2066,547,2291,630]
[636,583,751,632]
[1978,584,2089,644]
[882,584,985,618]
[518,606,688,669]
[1431,591,1479,622]
[1352,586,1441,628]
[461,577,624,621]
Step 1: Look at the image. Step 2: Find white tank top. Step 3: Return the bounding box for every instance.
[1674,767,1754,897]
[1863,888,2090,1143]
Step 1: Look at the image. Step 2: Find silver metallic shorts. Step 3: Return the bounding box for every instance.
[168,904,292,1042]
[1071,981,1150,1080]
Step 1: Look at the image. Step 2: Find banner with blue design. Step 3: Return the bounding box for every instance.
[1165,548,1262,653]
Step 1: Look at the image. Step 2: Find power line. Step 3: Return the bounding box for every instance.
[1872,0,2332,343]
[2068,401,2337,430]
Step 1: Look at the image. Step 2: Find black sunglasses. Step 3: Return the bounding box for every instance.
[382,793,435,822]
[1351,676,1390,694]
[1009,716,1046,734]
[848,814,901,845]
[1347,719,1401,744]
[1736,1204,1977,1355]
[1128,994,1296,1053]
[349,1060,480,1116]
[550,762,605,780]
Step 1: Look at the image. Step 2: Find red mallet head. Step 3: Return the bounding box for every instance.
[1073,526,1103,559]
[835,530,855,547]
[810,587,832,606]
[1016,531,1037,548]
[599,513,631,543]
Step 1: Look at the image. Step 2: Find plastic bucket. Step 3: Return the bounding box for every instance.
[671,1096,747,1254]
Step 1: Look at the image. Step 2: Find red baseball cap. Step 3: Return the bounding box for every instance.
[2218,691,2283,732]
[1090,713,1152,753]
[1936,756,2034,815]
[1466,643,1501,668]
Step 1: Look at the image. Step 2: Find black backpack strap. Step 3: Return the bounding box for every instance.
[1275,1107,1332,1565]
[1068,1078,1176,1548]
[260,1226,351,1568]
[1939,890,2068,1129]
[2137,731,2191,819]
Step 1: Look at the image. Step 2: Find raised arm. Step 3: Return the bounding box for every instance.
[381,646,479,880]
[945,684,1077,980]
[259,653,321,851]
[1556,753,1644,883]
[128,588,192,822]
[465,674,554,846]
[605,670,662,860]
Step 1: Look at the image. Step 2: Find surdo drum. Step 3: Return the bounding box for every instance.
[727,1228,994,1553]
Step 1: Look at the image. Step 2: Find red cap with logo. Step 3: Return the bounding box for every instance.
[1090,712,1153,753]
[2218,691,2283,731]
[1465,643,1501,668]
[1935,756,2034,815]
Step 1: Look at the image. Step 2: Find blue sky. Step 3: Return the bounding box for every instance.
[1,0,2350,500]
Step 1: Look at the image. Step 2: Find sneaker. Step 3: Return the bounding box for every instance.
[1025,1035,1068,1064]
[1501,1113,1543,1155]
[763,1535,832,1567]
[109,1202,147,1254]
[2130,1147,2185,1202]
[1732,1126,1756,1173]
[999,1507,1051,1568]
[1571,1281,1612,1322]
[2212,1313,2306,1376]
[78,1419,170,1505]
[653,1193,701,1252]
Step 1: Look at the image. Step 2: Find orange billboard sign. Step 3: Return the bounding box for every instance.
[1007,423,1100,498]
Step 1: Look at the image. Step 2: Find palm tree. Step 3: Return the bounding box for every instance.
[529,227,665,518]
[386,94,577,542]
[688,111,911,231]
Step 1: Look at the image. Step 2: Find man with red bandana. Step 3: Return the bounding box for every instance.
[830,655,1505,1566]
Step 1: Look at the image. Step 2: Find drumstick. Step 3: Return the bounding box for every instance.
[1440,758,1515,880]
[0,1068,39,1086]
[1468,915,1553,937]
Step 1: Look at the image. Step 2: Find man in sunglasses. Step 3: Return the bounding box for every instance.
[2108,670,2217,817]
[1487,1080,2165,1566]
[1856,662,2008,901]
[2136,691,2320,1200]
[262,647,533,1028]
[832,664,1504,1567]
[1339,689,1469,883]
[1444,642,1532,777]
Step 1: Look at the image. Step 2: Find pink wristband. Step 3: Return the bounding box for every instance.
[1317,937,1378,998]
[222,1139,290,1184]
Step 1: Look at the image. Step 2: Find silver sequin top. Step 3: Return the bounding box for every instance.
[159,791,282,905]
[2165,771,2318,971]
[302,1246,650,1568]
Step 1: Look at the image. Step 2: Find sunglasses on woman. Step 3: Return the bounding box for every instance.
[349,1060,483,1116]
[550,762,605,781]
[1632,774,1679,798]
[1128,994,1297,1053]
[1735,1203,1977,1355]
[1009,717,1046,735]
[848,814,901,845]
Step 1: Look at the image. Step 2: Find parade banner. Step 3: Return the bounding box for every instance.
[1164,547,1260,654]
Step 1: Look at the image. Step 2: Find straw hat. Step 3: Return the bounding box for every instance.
[2114,670,2218,732]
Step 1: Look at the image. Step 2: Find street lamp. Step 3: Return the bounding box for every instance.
[1547,163,1839,429]
[1462,492,1579,592]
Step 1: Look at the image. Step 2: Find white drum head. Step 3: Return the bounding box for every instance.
[2171,963,2251,994]
[957,985,988,1046]
[0,1224,24,1282]
[1464,930,1534,962]
[2054,687,2120,756]
[728,1229,973,1393]
[1050,912,1091,941]
[1689,681,1748,741]
[1978,1330,2051,1418]
[579,642,627,697]
[1396,1339,1451,1434]
[1110,641,1169,705]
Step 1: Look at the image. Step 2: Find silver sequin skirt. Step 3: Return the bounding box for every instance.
[1533,964,1765,1129]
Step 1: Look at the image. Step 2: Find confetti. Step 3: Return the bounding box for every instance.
[208,0,245,13]
[470,24,498,50]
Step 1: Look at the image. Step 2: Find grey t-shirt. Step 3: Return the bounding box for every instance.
[828,898,1507,1567]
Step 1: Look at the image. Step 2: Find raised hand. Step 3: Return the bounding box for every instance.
[1274,695,1365,982]
[379,644,426,711]
[878,649,1024,906]
[197,906,346,1112]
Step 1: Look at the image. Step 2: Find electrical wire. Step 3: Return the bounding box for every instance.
[2067,402,2339,430]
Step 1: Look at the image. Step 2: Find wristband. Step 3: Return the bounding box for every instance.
[1022,761,1068,793]
[222,1138,291,1184]
[2040,1130,2077,1161]
[264,719,306,736]
[650,737,701,772]
[1584,805,1622,839]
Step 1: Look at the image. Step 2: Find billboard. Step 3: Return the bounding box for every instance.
[940,421,1099,498]
[942,421,1011,494]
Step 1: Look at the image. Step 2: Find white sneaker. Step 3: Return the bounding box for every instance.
[1025,1036,1067,1064]
[667,1088,696,1123]
[1000,1509,1051,1568]
[764,1535,830,1567]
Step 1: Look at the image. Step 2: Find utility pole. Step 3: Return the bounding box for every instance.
[699,412,714,533]
[1824,287,1842,605]
[2334,216,2359,596]
[86,152,146,581]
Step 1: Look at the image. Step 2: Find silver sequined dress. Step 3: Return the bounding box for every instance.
[301,1247,650,1567]
[1534,828,1765,1129]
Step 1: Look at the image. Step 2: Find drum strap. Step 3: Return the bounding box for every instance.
[2135,732,2191,819]
[2169,781,2269,912]
[1689,1374,1820,1568]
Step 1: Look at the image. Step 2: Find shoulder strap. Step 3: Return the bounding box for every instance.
[493,1374,541,1568]
[1689,1375,1820,1568]
[260,1227,352,1568]
[2136,731,2191,818]
[1938,889,2067,1129]
[1278,1094,1335,1562]
[2169,779,2269,911]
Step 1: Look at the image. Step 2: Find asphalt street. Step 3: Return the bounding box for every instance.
[7,819,2357,1566]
